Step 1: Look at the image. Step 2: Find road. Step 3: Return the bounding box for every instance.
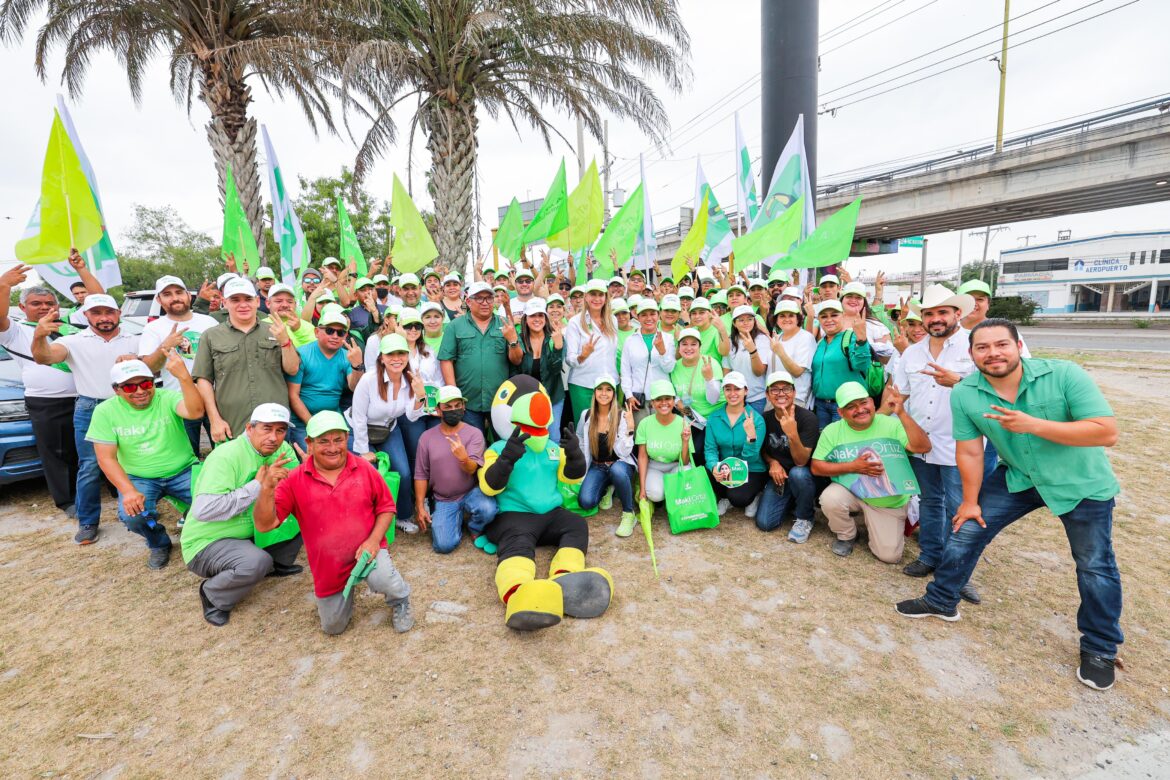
[1019,327,1170,353]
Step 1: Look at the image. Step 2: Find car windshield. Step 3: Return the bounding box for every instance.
[0,346,22,384]
[121,296,154,317]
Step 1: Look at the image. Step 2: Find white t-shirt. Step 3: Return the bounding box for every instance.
[0,321,77,398]
[768,328,816,410]
[722,333,772,403]
[139,313,219,390]
[57,328,141,399]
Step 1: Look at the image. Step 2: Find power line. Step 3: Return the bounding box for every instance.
[822,0,941,56]
[820,0,911,43]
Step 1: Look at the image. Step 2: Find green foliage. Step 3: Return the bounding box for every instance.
[112,204,223,293]
[295,168,391,269]
[988,295,1039,325]
[1133,318,1151,329]
[960,261,1000,289]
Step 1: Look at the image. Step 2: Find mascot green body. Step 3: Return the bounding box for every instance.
[478,374,614,630]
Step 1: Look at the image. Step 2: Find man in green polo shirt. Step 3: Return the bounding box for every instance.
[87,356,205,569]
[183,403,302,627]
[897,318,1124,692]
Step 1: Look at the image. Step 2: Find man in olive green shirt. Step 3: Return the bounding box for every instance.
[192,278,301,444]
[897,319,1123,692]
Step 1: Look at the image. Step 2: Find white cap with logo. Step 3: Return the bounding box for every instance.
[81,294,119,313]
[222,278,258,299]
[250,403,292,425]
[154,275,186,294]
[109,359,153,385]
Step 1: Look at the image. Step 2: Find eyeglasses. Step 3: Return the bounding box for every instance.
[403,323,423,331]
[558,284,572,291]
[118,379,154,393]
[321,326,349,337]
[768,386,795,396]
[470,295,494,304]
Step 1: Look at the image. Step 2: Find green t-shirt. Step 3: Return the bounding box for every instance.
[86,390,197,479]
[424,333,444,353]
[671,360,725,418]
[635,414,694,464]
[812,413,911,509]
[696,325,723,362]
[261,314,315,348]
[181,437,298,563]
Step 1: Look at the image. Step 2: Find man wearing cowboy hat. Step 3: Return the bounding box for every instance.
[894,284,981,604]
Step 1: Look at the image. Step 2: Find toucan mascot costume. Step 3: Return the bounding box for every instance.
[478,374,614,631]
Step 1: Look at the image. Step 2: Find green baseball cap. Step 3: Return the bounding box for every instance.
[379,333,409,354]
[354,276,374,290]
[835,381,870,409]
[437,385,466,404]
[649,379,676,400]
[305,410,349,438]
[958,279,992,297]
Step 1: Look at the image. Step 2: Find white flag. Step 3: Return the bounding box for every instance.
[262,126,311,285]
[734,112,759,229]
[632,153,657,273]
[694,158,733,265]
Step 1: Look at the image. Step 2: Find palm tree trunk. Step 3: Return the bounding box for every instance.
[202,71,265,263]
[424,103,477,268]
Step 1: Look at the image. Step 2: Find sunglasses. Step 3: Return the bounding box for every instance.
[403,323,423,330]
[118,379,154,393]
[558,284,572,291]
[321,326,349,337]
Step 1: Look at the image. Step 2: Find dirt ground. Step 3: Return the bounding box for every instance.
[2,350,1169,779]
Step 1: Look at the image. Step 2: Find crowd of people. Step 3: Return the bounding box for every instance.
[0,248,1125,690]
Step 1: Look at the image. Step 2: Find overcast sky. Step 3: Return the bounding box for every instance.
[2,0,1168,282]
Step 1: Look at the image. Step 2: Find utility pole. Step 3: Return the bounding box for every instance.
[575,116,586,180]
[994,0,1010,153]
[957,230,964,284]
[919,238,929,299]
[970,225,1010,281]
[1018,234,1036,247]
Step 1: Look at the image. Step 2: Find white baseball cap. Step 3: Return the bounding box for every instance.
[819,274,841,286]
[216,272,239,289]
[466,281,493,299]
[398,273,421,288]
[660,294,682,311]
[815,300,844,315]
[841,281,867,298]
[523,298,547,317]
[636,299,659,314]
[678,327,701,343]
[419,301,442,316]
[766,370,796,387]
[584,278,609,295]
[222,278,258,299]
[321,256,343,268]
[255,266,277,280]
[267,283,296,299]
[678,286,696,299]
[721,371,748,389]
[80,293,119,313]
[442,273,462,285]
[154,275,186,294]
[109,359,153,385]
[731,304,755,321]
[372,273,390,284]
[250,403,291,425]
[436,385,467,405]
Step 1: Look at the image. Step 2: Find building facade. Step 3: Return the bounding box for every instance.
[997,231,1170,314]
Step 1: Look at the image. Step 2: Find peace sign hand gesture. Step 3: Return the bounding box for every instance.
[446,433,469,462]
[268,311,290,346]
[653,330,666,355]
[579,334,600,360]
[345,338,363,367]
[161,322,189,352]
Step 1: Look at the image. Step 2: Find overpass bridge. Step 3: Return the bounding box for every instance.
[815,97,1170,245]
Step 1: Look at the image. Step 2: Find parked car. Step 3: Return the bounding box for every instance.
[120,290,162,327]
[0,346,40,486]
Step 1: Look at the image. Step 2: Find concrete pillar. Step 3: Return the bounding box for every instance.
[1150,279,1159,312]
[762,0,818,194]
[1105,283,1115,313]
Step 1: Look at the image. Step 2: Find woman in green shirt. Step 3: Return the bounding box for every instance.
[635,380,694,503]
[419,301,446,353]
[509,298,565,442]
[670,327,724,467]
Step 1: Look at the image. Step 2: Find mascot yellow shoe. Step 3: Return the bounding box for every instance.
[549,547,614,619]
[496,556,563,631]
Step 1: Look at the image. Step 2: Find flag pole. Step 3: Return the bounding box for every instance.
[491,228,499,273]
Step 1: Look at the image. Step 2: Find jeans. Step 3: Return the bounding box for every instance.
[815,399,840,431]
[430,487,498,553]
[463,408,488,438]
[115,468,192,549]
[74,396,104,528]
[747,397,767,416]
[549,398,564,444]
[183,415,210,457]
[910,458,963,568]
[579,460,636,513]
[984,439,999,477]
[373,426,414,521]
[401,414,439,469]
[755,465,816,531]
[924,466,1123,657]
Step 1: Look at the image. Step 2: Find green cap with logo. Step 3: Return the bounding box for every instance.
[306,410,350,438]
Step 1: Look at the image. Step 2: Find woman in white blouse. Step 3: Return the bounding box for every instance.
[840,281,895,362]
[398,308,442,455]
[349,333,427,532]
[768,299,817,410]
[722,305,771,414]
[564,278,619,423]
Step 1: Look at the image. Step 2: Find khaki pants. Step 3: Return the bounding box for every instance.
[820,482,907,564]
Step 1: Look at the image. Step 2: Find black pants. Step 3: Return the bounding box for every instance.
[25,395,79,509]
[714,471,769,508]
[690,426,708,468]
[485,508,589,561]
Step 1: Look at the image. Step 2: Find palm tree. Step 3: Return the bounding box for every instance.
[0,0,354,260]
[341,0,690,267]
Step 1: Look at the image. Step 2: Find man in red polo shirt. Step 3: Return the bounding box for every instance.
[254,411,413,634]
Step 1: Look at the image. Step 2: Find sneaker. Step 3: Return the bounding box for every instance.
[74,526,98,545]
[391,597,415,633]
[396,519,420,535]
[744,494,761,519]
[616,512,637,538]
[831,539,854,557]
[147,546,172,570]
[599,486,615,511]
[717,499,731,517]
[895,597,960,622]
[199,582,230,627]
[787,518,813,544]
[959,583,982,604]
[266,563,304,578]
[1077,652,1116,691]
[902,559,935,578]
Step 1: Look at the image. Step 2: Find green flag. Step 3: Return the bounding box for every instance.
[337,198,368,276]
[695,161,732,262]
[15,110,104,264]
[593,183,645,279]
[520,160,569,245]
[493,198,525,262]
[221,164,261,271]
[547,159,604,253]
[774,198,862,270]
[730,197,803,269]
[389,174,438,275]
[671,192,709,282]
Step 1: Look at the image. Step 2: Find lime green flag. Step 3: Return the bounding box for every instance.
[774,197,862,270]
[547,159,603,253]
[671,192,709,282]
[593,183,644,279]
[730,196,803,269]
[493,198,525,262]
[520,160,569,245]
[221,164,261,270]
[389,174,438,274]
[15,110,104,264]
[337,198,368,275]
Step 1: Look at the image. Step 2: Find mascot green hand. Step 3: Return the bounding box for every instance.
[478,375,614,631]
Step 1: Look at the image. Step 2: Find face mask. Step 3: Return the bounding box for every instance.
[376,288,389,300]
[441,409,465,427]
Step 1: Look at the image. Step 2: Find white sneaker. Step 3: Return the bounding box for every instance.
[744,494,761,519]
[788,518,813,544]
[397,519,420,534]
[717,499,731,517]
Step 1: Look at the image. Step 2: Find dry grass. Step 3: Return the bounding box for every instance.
[2,353,1169,779]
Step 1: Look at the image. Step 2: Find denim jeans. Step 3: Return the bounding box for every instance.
[983,439,999,477]
[755,465,816,531]
[924,465,1123,657]
[747,398,767,416]
[579,460,636,513]
[549,398,564,444]
[815,399,840,431]
[463,408,488,439]
[430,487,498,553]
[115,468,192,549]
[910,458,963,568]
[183,415,210,457]
[373,425,414,521]
[401,414,439,469]
[74,396,104,528]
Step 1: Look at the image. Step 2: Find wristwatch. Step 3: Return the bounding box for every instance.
[351,364,365,371]
[508,340,519,348]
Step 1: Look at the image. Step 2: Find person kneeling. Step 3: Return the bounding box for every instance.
[811,382,931,563]
[254,411,414,635]
[635,380,694,505]
[757,371,820,541]
[704,372,768,518]
[575,376,638,536]
[182,403,304,627]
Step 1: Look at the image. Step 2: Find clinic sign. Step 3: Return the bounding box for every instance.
[1072,257,1129,274]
